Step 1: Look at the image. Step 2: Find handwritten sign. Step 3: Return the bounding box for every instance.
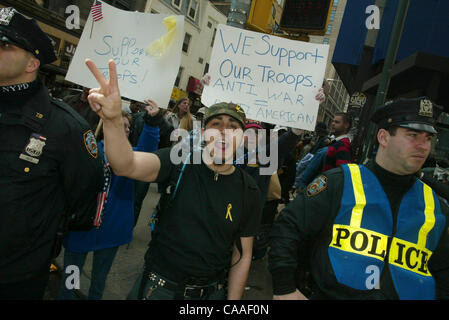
[65,1,184,107]
[201,24,329,130]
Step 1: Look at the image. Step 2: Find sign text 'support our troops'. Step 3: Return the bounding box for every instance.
[94,35,150,85]
[202,25,329,131]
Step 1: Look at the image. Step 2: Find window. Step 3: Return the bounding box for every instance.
[330,9,336,21]
[187,0,199,20]
[183,33,192,53]
[207,21,212,28]
[104,0,131,10]
[172,0,182,10]
[326,24,333,35]
[175,67,183,87]
[204,63,209,75]
[323,38,329,44]
[198,57,204,64]
[333,0,339,7]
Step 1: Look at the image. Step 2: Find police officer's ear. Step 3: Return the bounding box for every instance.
[25,53,40,74]
[377,128,390,148]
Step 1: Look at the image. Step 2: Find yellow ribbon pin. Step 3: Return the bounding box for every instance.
[226,204,233,222]
[146,16,177,57]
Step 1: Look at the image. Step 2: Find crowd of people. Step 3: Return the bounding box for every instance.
[2,7,449,301]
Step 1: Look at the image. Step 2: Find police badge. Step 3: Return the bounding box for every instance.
[0,7,16,26]
[419,99,433,118]
[19,133,47,164]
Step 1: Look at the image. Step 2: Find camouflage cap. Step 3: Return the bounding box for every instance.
[204,102,246,129]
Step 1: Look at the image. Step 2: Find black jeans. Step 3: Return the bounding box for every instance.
[127,270,226,300]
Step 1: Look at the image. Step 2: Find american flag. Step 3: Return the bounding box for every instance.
[94,162,112,227]
[91,1,103,22]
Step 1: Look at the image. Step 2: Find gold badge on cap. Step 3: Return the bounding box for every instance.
[235,105,244,114]
[419,99,433,118]
[0,7,16,26]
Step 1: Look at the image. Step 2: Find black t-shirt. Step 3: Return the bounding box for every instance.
[146,148,261,282]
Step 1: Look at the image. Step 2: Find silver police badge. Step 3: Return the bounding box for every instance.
[0,7,16,26]
[25,135,46,157]
[419,99,433,118]
[20,133,47,164]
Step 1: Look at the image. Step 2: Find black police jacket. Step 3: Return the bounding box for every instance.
[0,80,104,284]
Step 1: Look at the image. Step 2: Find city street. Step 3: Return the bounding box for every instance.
[45,183,273,300]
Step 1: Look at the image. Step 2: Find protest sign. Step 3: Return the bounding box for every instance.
[201,24,329,130]
[66,1,184,107]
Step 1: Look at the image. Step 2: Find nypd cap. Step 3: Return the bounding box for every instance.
[204,102,246,129]
[0,7,57,65]
[371,97,444,134]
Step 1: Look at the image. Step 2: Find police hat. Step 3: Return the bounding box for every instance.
[371,97,444,134]
[0,7,56,65]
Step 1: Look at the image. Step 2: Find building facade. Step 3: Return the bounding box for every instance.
[308,0,350,128]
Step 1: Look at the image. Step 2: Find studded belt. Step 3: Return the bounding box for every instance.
[147,272,223,299]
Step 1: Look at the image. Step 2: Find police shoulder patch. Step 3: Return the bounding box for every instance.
[306,175,328,197]
[83,130,98,159]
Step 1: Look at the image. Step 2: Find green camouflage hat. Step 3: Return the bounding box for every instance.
[204,102,246,129]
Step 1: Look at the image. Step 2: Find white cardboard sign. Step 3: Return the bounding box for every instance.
[201,24,329,130]
[66,1,184,107]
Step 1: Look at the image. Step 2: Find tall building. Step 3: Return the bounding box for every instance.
[308,0,350,128]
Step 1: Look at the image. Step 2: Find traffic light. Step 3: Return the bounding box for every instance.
[246,0,282,34]
[279,0,333,35]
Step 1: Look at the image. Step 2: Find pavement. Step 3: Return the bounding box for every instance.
[44,183,273,300]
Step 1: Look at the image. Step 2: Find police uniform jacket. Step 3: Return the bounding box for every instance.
[268,161,449,299]
[0,79,104,284]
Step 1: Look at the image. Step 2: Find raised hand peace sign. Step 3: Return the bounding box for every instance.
[85,59,123,122]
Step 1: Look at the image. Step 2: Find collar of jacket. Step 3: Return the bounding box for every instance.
[0,79,51,132]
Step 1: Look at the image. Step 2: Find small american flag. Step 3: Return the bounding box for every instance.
[91,1,103,22]
[94,162,112,227]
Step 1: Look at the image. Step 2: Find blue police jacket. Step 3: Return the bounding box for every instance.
[328,164,446,299]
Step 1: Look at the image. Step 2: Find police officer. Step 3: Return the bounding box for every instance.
[269,97,449,300]
[0,7,103,299]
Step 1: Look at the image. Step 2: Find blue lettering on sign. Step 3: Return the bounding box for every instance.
[213,78,257,96]
[99,67,138,85]
[219,59,253,81]
[257,65,313,91]
[94,35,137,57]
[267,88,304,106]
[254,106,315,124]
[93,35,149,86]
[255,34,325,67]
[219,29,254,56]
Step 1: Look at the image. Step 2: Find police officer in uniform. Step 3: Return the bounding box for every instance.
[0,7,103,299]
[269,97,449,299]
